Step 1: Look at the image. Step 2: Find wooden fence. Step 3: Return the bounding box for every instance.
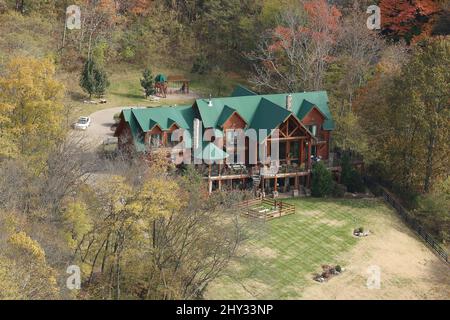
[366,179,449,264]
[236,198,295,221]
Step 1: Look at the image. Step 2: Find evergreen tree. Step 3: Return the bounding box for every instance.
[80,59,96,99]
[80,59,109,98]
[311,162,333,197]
[140,68,155,97]
[93,66,109,97]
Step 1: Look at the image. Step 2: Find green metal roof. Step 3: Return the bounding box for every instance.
[116,86,334,154]
[195,90,334,130]
[216,105,247,127]
[230,85,257,97]
[155,74,167,82]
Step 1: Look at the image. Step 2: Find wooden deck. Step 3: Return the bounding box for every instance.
[236,198,296,221]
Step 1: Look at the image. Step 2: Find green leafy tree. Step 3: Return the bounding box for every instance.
[140,68,155,97]
[311,162,333,197]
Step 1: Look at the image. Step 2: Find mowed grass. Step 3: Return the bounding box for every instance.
[206,197,386,300]
[61,64,247,121]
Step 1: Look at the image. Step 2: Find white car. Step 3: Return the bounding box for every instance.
[73,117,91,130]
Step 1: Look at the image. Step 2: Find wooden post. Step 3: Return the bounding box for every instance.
[274,176,278,193]
[208,179,213,194]
[286,141,290,164]
[308,140,312,170]
[300,140,304,169]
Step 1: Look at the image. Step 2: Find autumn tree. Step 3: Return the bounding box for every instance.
[0,56,64,163]
[71,154,245,300]
[401,38,450,193]
[325,1,385,154]
[0,213,60,300]
[250,0,341,92]
[380,0,441,43]
[357,38,449,195]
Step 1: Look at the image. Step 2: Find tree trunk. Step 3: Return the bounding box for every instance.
[424,128,436,193]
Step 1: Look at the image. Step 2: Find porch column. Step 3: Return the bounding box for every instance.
[300,140,304,168]
[307,140,312,170]
[208,179,213,194]
[286,141,290,164]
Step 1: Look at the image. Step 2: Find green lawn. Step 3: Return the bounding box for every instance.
[62,64,247,120]
[206,197,386,299]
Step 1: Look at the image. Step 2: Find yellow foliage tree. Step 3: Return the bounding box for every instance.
[3,231,60,299]
[0,56,64,163]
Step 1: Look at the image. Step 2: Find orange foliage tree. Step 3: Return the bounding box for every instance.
[380,0,441,43]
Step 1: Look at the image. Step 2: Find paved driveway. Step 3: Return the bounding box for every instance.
[73,107,124,148]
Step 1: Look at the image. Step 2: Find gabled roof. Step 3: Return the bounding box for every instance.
[128,105,193,132]
[297,99,327,121]
[116,87,335,153]
[195,90,334,130]
[217,105,247,127]
[231,85,257,97]
[250,98,291,131]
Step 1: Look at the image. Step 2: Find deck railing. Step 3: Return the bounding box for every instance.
[236,198,295,221]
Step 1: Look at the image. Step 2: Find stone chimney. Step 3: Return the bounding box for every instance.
[286,94,293,111]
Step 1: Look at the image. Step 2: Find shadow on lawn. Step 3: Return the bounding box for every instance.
[110,91,146,101]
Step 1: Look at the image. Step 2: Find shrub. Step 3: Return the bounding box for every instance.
[331,182,346,198]
[341,154,365,193]
[370,184,384,197]
[335,265,342,273]
[311,162,333,197]
[345,170,364,193]
[191,54,211,75]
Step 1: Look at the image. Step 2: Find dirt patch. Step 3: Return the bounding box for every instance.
[254,247,278,259]
[241,245,278,260]
[301,211,450,300]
